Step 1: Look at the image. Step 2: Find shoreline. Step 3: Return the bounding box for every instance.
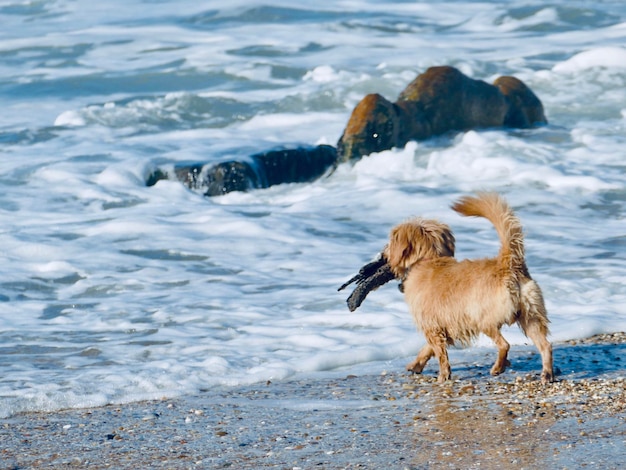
[3,333,625,469]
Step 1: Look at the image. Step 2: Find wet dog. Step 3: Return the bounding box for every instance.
[343,192,553,383]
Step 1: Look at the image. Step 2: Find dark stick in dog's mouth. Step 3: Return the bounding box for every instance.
[338,255,396,312]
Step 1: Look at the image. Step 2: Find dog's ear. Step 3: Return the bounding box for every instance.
[421,220,455,257]
[386,221,434,276]
[385,224,415,278]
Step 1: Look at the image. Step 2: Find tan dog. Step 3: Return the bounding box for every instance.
[385,192,553,383]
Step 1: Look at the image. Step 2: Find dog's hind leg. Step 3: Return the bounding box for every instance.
[526,323,553,383]
[406,343,434,374]
[484,327,511,376]
[519,280,554,383]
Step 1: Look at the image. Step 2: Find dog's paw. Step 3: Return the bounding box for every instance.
[490,359,511,376]
[406,360,426,374]
[541,369,554,384]
[436,373,452,383]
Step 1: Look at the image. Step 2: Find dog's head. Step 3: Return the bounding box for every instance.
[384,218,455,278]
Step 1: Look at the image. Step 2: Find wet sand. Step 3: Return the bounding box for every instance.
[2,333,625,469]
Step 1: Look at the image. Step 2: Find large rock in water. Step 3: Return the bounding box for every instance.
[147,66,547,196]
[336,65,547,162]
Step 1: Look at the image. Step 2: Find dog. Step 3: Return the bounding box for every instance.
[382,192,553,383]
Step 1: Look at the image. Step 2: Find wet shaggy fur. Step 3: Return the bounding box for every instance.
[385,193,554,383]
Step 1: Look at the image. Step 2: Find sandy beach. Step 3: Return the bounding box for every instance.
[3,333,625,469]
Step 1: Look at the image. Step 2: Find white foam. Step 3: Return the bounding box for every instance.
[54,110,86,127]
[554,47,626,72]
[497,7,559,33]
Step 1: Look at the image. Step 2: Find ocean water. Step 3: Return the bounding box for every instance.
[1,0,625,418]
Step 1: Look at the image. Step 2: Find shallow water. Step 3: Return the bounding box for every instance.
[0,0,625,417]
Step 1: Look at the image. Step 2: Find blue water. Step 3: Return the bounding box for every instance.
[0,0,625,417]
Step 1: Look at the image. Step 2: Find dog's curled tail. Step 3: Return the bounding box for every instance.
[451,192,525,272]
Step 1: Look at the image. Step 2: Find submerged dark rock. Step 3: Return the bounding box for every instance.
[147,145,337,196]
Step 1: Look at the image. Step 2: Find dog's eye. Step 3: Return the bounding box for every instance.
[372,133,379,139]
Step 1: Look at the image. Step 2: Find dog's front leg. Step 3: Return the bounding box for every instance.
[426,331,452,382]
[406,343,434,373]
